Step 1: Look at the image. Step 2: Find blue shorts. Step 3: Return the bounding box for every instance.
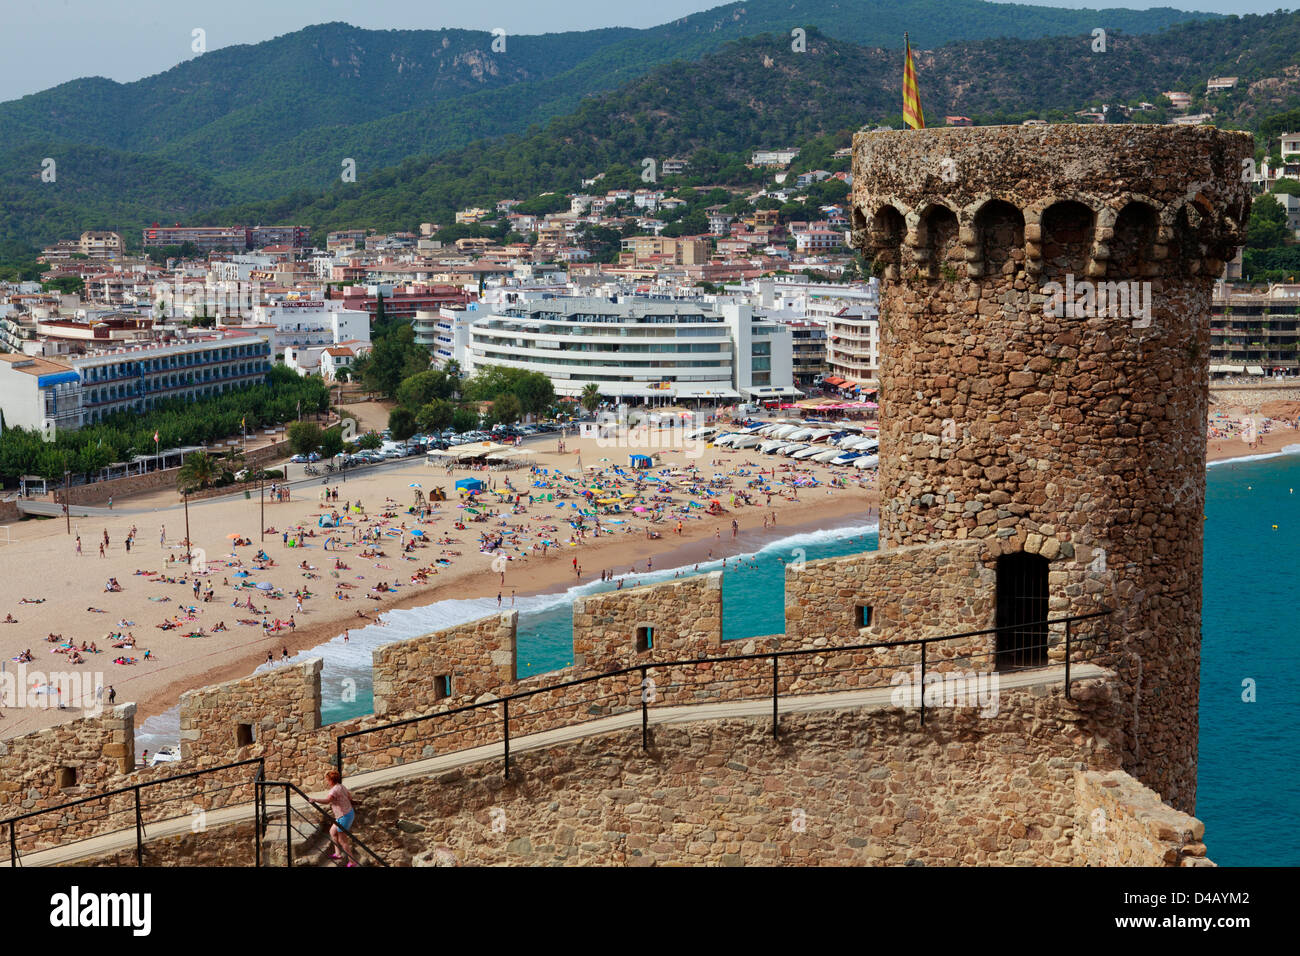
[336,810,355,832]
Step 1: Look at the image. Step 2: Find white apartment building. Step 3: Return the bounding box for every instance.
[724,277,880,389]
[0,331,273,430]
[243,300,370,350]
[442,295,798,402]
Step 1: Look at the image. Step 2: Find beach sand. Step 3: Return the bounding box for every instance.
[0,428,877,739]
[4,407,1293,742]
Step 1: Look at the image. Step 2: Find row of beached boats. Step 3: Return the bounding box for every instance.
[686,422,880,469]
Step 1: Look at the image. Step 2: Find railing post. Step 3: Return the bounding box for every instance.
[502,698,510,780]
[254,782,261,868]
[919,642,926,727]
[640,666,648,751]
[771,654,779,738]
[8,821,16,868]
[1064,619,1072,700]
[284,786,292,867]
[133,785,143,866]
[336,736,343,783]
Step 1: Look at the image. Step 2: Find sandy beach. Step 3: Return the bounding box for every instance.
[0,425,877,739]
[1207,410,1300,463]
[3,405,1296,743]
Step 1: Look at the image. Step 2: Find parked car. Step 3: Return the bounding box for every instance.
[289,454,308,463]
[307,452,321,462]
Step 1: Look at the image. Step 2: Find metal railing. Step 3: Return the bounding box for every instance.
[254,779,388,868]
[0,757,264,868]
[337,608,1114,783]
[0,608,1113,866]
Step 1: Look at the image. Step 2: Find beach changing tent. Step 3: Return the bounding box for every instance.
[629,454,652,470]
[455,478,486,493]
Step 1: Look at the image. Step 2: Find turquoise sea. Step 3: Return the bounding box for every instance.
[138,450,1298,864]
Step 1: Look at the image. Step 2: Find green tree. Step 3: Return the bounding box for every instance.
[451,406,479,432]
[288,421,324,455]
[580,382,602,414]
[357,431,382,450]
[388,407,418,440]
[1273,179,1300,197]
[319,427,345,458]
[417,399,456,433]
[176,452,216,493]
[395,369,456,410]
[1247,194,1290,249]
[488,393,522,425]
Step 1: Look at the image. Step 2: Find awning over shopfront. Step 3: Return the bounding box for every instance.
[674,386,741,399]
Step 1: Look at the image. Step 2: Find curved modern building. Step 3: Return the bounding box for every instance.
[440,296,798,403]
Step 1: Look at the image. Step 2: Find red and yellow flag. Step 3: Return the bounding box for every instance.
[903,33,924,130]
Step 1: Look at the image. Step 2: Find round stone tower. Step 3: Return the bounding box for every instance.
[850,125,1251,813]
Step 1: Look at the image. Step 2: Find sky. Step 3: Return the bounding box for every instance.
[0,0,1289,102]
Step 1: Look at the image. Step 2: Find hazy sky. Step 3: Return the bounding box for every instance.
[1,0,1289,102]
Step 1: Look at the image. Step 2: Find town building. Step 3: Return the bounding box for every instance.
[1210,282,1300,377]
[440,294,798,403]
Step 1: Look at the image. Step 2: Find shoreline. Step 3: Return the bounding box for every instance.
[129,495,876,731]
[4,415,1294,744]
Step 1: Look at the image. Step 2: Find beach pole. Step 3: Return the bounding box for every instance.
[63,469,70,535]
[260,474,265,541]
[183,490,191,564]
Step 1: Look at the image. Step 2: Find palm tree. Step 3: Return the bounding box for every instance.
[580,382,602,414]
[176,451,215,493]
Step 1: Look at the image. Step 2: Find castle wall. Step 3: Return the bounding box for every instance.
[0,703,135,818]
[373,611,517,717]
[0,563,1198,867]
[572,572,723,667]
[1073,770,1211,866]
[71,681,1143,867]
[179,657,322,761]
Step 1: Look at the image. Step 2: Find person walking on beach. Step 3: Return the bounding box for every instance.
[107,685,115,704]
[75,536,82,556]
[309,769,356,865]
[160,525,165,548]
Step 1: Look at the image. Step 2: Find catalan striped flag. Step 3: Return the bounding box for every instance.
[902,33,924,130]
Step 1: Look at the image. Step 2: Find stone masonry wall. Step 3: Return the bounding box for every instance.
[851,124,1253,814]
[69,680,1130,867]
[178,657,322,761]
[573,572,723,668]
[373,611,518,717]
[1073,769,1211,866]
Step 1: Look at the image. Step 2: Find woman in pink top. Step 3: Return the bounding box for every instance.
[310,769,356,865]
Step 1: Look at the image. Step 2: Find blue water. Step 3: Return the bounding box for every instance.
[135,447,1298,864]
[1199,448,1300,866]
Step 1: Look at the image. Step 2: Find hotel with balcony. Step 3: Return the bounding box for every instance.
[1210,282,1300,377]
[442,295,798,403]
[74,331,273,425]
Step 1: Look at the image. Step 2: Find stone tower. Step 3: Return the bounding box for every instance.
[850,125,1251,813]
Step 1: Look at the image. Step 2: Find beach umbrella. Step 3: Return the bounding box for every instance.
[226,533,242,540]
[409,483,422,489]
[234,570,250,578]
[255,582,274,590]
[410,529,425,537]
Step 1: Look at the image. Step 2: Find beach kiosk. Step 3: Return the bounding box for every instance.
[455,477,485,494]
[629,454,653,470]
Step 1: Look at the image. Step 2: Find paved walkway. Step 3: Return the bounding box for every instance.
[2,663,1107,866]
